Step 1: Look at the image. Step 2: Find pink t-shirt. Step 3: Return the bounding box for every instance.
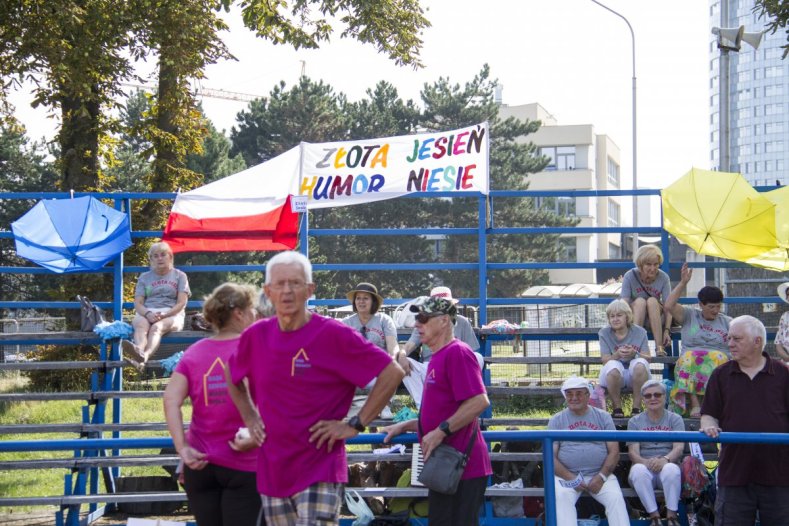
[229,314,394,497]
[174,337,256,472]
[420,339,492,480]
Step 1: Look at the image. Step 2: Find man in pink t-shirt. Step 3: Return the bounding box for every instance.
[382,296,491,526]
[227,251,404,525]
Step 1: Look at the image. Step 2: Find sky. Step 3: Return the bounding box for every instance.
[10,0,713,201]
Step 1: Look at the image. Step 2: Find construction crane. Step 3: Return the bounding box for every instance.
[121,82,262,103]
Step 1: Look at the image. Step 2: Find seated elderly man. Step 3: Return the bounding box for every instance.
[548,376,630,526]
[627,379,684,526]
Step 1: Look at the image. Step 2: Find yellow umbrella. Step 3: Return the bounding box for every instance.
[661,168,777,262]
[745,186,789,271]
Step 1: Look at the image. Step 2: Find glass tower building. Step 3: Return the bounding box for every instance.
[710,0,788,185]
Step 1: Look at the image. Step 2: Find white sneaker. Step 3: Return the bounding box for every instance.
[379,406,393,420]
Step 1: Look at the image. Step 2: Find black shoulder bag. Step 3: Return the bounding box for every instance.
[416,410,477,495]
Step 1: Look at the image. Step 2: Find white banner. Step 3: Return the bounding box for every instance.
[299,122,489,209]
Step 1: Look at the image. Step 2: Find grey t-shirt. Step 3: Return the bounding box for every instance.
[407,314,479,361]
[341,312,397,352]
[134,269,190,311]
[620,268,671,303]
[626,410,684,459]
[679,306,731,354]
[598,325,649,366]
[548,406,615,476]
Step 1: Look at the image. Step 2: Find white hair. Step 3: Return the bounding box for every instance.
[265,251,313,285]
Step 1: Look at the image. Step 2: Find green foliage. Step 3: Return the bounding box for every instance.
[0,120,61,304]
[754,0,789,58]
[231,77,351,166]
[239,0,430,68]
[23,345,97,392]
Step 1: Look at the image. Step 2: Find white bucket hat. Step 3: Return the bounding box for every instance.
[429,286,459,304]
[560,376,592,398]
[778,282,789,304]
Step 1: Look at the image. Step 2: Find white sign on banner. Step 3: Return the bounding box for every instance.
[299,122,489,209]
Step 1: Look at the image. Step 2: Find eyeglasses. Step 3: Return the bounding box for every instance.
[269,280,307,291]
[415,312,444,324]
[642,392,664,400]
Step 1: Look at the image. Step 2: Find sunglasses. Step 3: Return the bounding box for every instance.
[415,312,444,324]
[642,392,664,400]
[360,326,368,339]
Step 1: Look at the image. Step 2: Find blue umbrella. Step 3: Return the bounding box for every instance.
[11,196,132,273]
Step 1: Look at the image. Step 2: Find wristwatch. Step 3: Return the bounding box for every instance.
[438,420,453,436]
[347,415,365,432]
[597,472,608,482]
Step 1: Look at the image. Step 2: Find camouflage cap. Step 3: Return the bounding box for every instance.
[409,295,457,322]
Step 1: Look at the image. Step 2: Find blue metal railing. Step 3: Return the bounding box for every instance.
[1,188,785,525]
[2,430,788,526]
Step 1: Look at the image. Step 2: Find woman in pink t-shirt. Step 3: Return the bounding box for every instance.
[163,283,263,526]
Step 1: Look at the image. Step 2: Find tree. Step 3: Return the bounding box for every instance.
[754,0,789,58]
[418,66,577,298]
[0,119,61,307]
[308,81,433,300]
[231,77,351,167]
[0,0,143,189]
[186,118,246,184]
[238,0,429,68]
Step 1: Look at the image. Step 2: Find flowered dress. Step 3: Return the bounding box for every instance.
[669,306,731,415]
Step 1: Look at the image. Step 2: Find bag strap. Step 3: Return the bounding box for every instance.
[417,403,477,459]
[631,271,655,299]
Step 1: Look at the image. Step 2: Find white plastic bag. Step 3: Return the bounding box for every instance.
[344,489,374,526]
[393,296,429,329]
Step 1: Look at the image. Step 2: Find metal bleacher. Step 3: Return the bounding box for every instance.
[1,189,788,526]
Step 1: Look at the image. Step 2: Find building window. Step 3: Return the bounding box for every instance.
[766,66,782,78]
[766,122,784,134]
[739,144,752,156]
[608,200,620,227]
[558,237,577,262]
[737,107,751,120]
[737,126,751,138]
[778,160,785,172]
[608,242,621,259]
[765,141,784,153]
[540,146,576,171]
[607,158,620,187]
[537,196,576,216]
[765,84,783,97]
[737,89,752,101]
[765,103,784,116]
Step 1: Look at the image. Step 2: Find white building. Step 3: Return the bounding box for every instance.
[499,103,626,284]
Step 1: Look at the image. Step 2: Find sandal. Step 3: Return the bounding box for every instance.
[656,346,668,357]
[690,407,702,418]
[612,408,625,418]
[630,407,642,416]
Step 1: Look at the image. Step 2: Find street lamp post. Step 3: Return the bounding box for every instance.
[589,0,637,259]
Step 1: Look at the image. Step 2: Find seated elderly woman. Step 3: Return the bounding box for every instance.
[123,241,190,369]
[599,299,652,417]
[620,245,673,356]
[627,379,685,526]
[664,262,731,418]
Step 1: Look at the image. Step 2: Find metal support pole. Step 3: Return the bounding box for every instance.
[589,0,637,256]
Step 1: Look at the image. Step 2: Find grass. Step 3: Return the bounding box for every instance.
[0,375,191,513]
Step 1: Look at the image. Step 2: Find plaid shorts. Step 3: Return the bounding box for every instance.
[260,482,341,526]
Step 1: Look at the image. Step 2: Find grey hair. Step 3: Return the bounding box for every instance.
[264,251,313,285]
[640,378,667,396]
[730,315,767,351]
